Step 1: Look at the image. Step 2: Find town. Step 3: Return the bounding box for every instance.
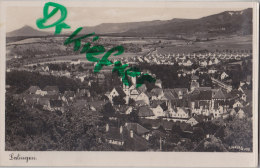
[6,47,253,151]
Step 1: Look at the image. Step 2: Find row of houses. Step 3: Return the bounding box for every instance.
[106,75,251,123]
[19,85,91,113]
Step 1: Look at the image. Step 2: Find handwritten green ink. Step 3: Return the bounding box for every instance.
[64,27,95,51]
[94,46,124,73]
[36,2,70,34]
[136,74,156,88]
[37,2,156,88]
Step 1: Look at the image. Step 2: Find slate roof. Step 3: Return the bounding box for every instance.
[105,125,150,151]
[106,127,124,141]
[27,86,41,94]
[138,106,154,117]
[150,100,165,108]
[212,89,226,99]
[191,90,212,100]
[173,88,188,95]
[137,84,147,93]
[38,97,50,106]
[151,88,163,97]
[164,89,178,100]
[124,132,150,151]
[114,87,126,97]
[125,123,150,135]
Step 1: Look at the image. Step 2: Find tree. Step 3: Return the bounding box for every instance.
[192,127,205,142]
[223,118,252,151]
[101,102,115,117]
[112,95,126,105]
[128,109,139,123]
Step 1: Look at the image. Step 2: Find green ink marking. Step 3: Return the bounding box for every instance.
[37,2,155,88]
[36,2,70,34]
[94,46,124,73]
[136,74,156,88]
[64,27,95,51]
[86,45,106,63]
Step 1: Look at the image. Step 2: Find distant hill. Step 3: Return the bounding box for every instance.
[8,8,252,38]
[79,18,189,35]
[120,8,252,37]
[7,25,51,37]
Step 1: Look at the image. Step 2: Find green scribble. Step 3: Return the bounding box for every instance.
[93,36,99,42]
[36,2,70,34]
[86,45,105,63]
[112,61,129,77]
[136,74,156,88]
[64,27,95,51]
[36,2,154,88]
[80,42,91,53]
[94,46,124,73]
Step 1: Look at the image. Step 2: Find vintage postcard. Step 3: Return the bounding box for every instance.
[0,0,258,167]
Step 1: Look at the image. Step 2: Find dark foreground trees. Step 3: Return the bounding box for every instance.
[5,95,110,151]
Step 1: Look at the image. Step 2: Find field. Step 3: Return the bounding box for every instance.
[6,34,252,66]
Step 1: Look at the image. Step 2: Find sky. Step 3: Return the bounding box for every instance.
[6,5,247,32]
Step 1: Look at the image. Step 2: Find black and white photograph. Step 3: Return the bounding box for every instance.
[0,0,258,167]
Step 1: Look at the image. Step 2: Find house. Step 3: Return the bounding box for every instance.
[35,89,48,96]
[27,86,41,94]
[200,60,207,66]
[64,91,76,101]
[208,68,217,74]
[183,60,193,66]
[136,92,150,106]
[176,107,189,119]
[77,74,87,82]
[229,108,237,116]
[105,124,150,151]
[38,97,51,110]
[125,106,133,114]
[105,124,125,146]
[76,89,91,98]
[137,84,147,93]
[236,109,245,119]
[155,79,162,88]
[233,100,243,108]
[22,94,40,105]
[220,72,229,80]
[42,66,49,72]
[186,117,199,126]
[129,88,140,100]
[163,89,177,103]
[50,100,64,113]
[173,88,188,99]
[151,88,164,100]
[151,105,165,118]
[43,86,59,95]
[124,123,150,137]
[138,106,154,119]
[214,58,220,64]
[107,87,126,103]
[190,81,199,92]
